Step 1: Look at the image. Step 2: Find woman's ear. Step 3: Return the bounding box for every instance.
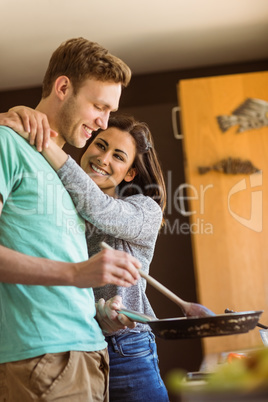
[54,76,71,100]
[124,168,137,182]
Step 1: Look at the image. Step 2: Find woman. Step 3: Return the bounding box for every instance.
[3,109,169,402]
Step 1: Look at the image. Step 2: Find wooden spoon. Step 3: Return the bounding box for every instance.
[100,242,215,318]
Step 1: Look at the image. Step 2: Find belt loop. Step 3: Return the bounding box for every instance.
[109,335,120,353]
[149,331,155,343]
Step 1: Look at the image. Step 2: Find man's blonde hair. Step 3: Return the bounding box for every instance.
[42,37,131,98]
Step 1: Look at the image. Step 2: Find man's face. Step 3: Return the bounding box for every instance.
[56,78,122,148]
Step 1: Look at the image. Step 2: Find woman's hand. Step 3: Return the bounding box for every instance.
[96,296,136,335]
[9,106,58,151]
[0,110,27,137]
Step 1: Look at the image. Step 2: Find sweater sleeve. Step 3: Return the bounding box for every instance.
[57,156,162,241]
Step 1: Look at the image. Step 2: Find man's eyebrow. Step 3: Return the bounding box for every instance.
[98,138,128,158]
[97,101,118,113]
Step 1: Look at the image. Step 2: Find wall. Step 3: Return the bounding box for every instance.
[1,59,267,400]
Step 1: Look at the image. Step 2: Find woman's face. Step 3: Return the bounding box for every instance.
[80,127,137,196]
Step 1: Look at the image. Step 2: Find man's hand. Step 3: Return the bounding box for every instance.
[0,246,141,288]
[96,296,136,335]
[72,248,141,289]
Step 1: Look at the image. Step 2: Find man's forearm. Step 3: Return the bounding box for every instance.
[0,242,140,289]
[0,245,73,286]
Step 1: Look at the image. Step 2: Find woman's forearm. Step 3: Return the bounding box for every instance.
[42,140,68,171]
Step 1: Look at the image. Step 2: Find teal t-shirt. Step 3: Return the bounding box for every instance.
[0,127,106,363]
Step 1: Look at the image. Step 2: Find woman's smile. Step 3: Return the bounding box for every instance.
[90,162,109,176]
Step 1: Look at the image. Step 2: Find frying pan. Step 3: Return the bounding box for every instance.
[117,309,263,340]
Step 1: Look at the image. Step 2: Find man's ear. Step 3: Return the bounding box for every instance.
[54,76,71,100]
[124,168,137,182]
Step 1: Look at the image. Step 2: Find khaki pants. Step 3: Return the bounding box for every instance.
[0,349,109,402]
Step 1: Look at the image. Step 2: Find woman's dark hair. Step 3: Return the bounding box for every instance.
[85,114,166,225]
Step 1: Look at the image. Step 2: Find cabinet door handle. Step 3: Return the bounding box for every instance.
[172,106,183,139]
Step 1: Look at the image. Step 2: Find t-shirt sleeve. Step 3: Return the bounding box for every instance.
[0,126,21,204]
[57,156,162,241]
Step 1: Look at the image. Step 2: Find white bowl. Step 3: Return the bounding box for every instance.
[259,329,268,346]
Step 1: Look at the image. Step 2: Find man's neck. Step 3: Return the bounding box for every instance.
[36,99,66,149]
[51,135,65,149]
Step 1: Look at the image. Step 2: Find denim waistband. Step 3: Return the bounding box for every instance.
[106,331,155,353]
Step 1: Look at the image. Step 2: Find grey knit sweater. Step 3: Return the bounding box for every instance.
[57,156,162,335]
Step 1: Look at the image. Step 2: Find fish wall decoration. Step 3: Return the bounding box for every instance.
[217,98,268,133]
[198,157,260,175]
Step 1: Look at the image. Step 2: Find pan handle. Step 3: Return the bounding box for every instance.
[225,308,268,329]
[116,309,156,323]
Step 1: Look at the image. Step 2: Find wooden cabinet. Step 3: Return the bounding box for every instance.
[177,71,268,355]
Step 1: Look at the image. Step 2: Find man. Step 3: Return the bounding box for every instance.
[0,38,140,402]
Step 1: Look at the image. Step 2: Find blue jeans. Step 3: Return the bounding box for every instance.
[106,331,169,401]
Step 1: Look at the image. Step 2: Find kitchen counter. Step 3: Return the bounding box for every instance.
[173,347,268,402]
